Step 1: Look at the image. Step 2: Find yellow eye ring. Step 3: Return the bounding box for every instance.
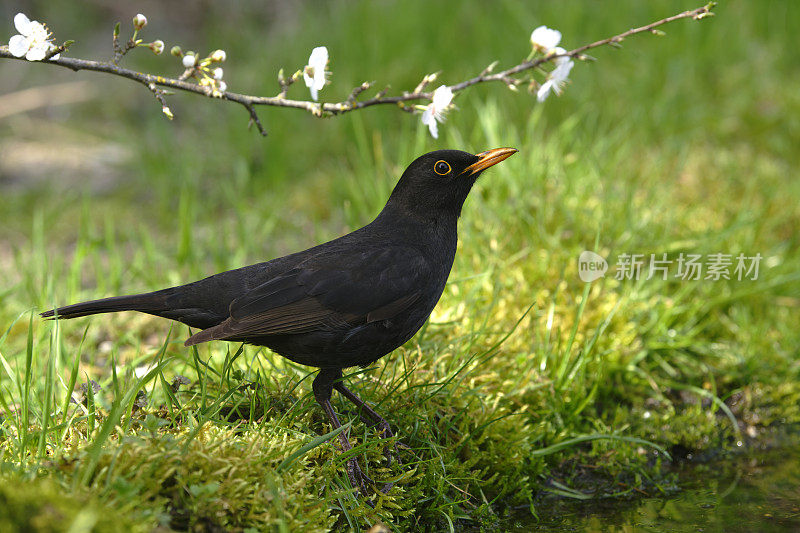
[434,160,451,175]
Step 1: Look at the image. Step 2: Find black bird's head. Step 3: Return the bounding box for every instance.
[385,148,518,220]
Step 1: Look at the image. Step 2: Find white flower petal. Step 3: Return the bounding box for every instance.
[313,69,326,91]
[537,80,554,102]
[431,85,453,112]
[420,85,453,138]
[30,22,48,42]
[421,107,433,126]
[304,46,329,100]
[14,13,31,35]
[420,106,440,138]
[428,122,439,138]
[303,69,314,89]
[26,46,46,61]
[426,116,439,138]
[530,25,561,52]
[308,46,328,70]
[8,34,30,57]
[551,59,574,85]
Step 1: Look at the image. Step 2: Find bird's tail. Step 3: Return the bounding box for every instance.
[40,291,169,320]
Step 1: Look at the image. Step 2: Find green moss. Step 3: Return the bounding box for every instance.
[0,476,147,533]
[82,425,337,532]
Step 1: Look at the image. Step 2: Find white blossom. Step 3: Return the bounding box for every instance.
[537,47,574,102]
[182,53,196,68]
[210,49,226,62]
[218,81,227,93]
[303,46,329,101]
[8,13,60,61]
[420,85,454,139]
[213,67,224,80]
[530,25,561,53]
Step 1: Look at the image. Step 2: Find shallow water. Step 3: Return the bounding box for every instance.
[521,442,800,532]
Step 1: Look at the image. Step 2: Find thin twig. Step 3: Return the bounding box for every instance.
[346,82,372,106]
[448,4,715,93]
[145,82,168,109]
[0,3,714,135]
[243,102,267,136]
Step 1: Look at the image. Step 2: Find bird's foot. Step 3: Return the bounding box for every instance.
[346,408,402,467]
[366,417,406,468]
[346,455,394,497]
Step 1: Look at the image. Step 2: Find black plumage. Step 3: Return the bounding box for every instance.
[42,147,517,493]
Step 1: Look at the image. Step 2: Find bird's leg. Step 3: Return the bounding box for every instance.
[333,380,404,470]
[333,382,394,438]
[312,368,374,495]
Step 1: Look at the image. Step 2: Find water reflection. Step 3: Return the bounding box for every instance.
[526,443,800,532]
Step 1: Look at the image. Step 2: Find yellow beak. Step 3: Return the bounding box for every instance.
[462,147,518,175]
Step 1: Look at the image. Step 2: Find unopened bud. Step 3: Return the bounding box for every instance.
[182,53,196,68]
[170,45,182,57]
[210,49,226,62]
[133,14,147,30]
[218,81,227,93]
[162,106,173,119]
[149,40,164,55]
[213,67,224,80]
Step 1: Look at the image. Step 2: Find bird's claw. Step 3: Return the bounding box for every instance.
[357,413,405,467]
[346,456,394,497]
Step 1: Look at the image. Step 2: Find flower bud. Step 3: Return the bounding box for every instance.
[213,67,224,80]
[133,14,147,30]
[218,81,227,93]
[170,45,182,57]
[162,106,173,119]
[149,40,164,55]
[182,53,196,68]
[210,49,226,62]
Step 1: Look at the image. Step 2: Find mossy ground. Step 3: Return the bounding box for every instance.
[1,1,799,531]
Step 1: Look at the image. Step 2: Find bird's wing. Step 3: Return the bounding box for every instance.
[184,246,429,346]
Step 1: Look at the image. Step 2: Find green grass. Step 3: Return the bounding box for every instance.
[1,0,800,530]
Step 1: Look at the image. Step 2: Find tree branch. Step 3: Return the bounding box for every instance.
[0,3,714,136]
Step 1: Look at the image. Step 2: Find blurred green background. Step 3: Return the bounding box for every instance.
[1,1,799,531]
[1,0,797,268]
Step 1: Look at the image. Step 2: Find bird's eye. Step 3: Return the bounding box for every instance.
[434,160,451,176]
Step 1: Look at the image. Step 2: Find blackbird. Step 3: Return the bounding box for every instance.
[42,147,517,494]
